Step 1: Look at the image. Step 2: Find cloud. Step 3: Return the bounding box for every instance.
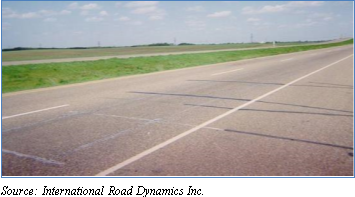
[2,22,10,30]
[148,9,166,20]
[126,1,159,8]
[115,2,122,8]
[60,10,71,15]
[99,11,109,16]
[280,19,319,29]
[131,6,157,14]
[243,1,324,14]
[39,9,71,16]
[294,21,318,28]
[247,17,260,22]
[38,10,57,16]
[323,16,333,21]
[186,6,204,12]
[68,2,101,12]
[310,12,335,21]
[80,11,89,16]
[149,15,163,20]
[2,7,18,18]
[128,21,142,26]
[20,12,40,19]
[242,5,286,14]
[207,11,231,18]
[128,2,166,20]
[287,1,324,7]
[44,18,57,22]
[115,16,141,25]
[280,12,334,29]
[68,2,79,9]
[80,3,100,10]
[85,16,103,22]
[117,16,130,21]
[2,7,71,19]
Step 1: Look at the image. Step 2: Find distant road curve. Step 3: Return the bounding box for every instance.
[2,38,349,66]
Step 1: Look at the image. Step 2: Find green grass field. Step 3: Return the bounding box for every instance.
[2,43,270,62]
[2,39,353,93]
[2,41,321,62]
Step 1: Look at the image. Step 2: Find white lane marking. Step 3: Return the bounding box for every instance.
[96,54,353,176]
[211,68,243,76]
[2,104,69,120]
[2,149,64,166]
[280,58,294,62]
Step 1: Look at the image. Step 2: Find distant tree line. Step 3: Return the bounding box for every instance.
[131,43,196,47]
[2,46,116,51]
[2,47,56,52]
[2,47,92,51]
[273,40,330,44]
[131,43,173,47]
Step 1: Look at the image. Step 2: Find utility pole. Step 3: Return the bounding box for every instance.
[98,41,101,48]
[250,33,253,43]
[174,37,177,46]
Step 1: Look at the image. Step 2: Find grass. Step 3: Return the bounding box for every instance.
[2,39,353,93]
[1,42,319,62]
[2,43,270,62]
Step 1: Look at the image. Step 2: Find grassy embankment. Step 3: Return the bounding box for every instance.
[2,39,353,93]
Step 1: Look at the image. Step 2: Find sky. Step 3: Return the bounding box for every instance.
[1,1,354,48]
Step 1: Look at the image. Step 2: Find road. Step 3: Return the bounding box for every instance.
[1,45,353,176]
[2,38,349,66]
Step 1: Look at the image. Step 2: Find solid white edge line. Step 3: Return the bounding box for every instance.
[211,68,243,76]
[96,54,353,176]
[2,104,70,120]
[2,149,64,166]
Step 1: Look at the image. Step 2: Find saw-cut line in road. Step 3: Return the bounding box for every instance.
[95,54,353,176]
[2,104,69,120]
[211,68,244,76]
[2,149,64,166]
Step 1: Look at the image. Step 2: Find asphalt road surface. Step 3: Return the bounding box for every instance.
[1,45,353,176]
[2,38,349,66]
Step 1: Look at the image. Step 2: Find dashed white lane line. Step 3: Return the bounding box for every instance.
[2,149,64,166]
[280,58,294,62]
[95,54,353,176]
[2,104,69,120]
[211,68,243,76]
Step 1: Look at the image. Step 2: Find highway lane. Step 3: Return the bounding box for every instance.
[1,45,353,176]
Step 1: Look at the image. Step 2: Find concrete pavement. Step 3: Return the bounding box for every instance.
[1,45,353,176]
